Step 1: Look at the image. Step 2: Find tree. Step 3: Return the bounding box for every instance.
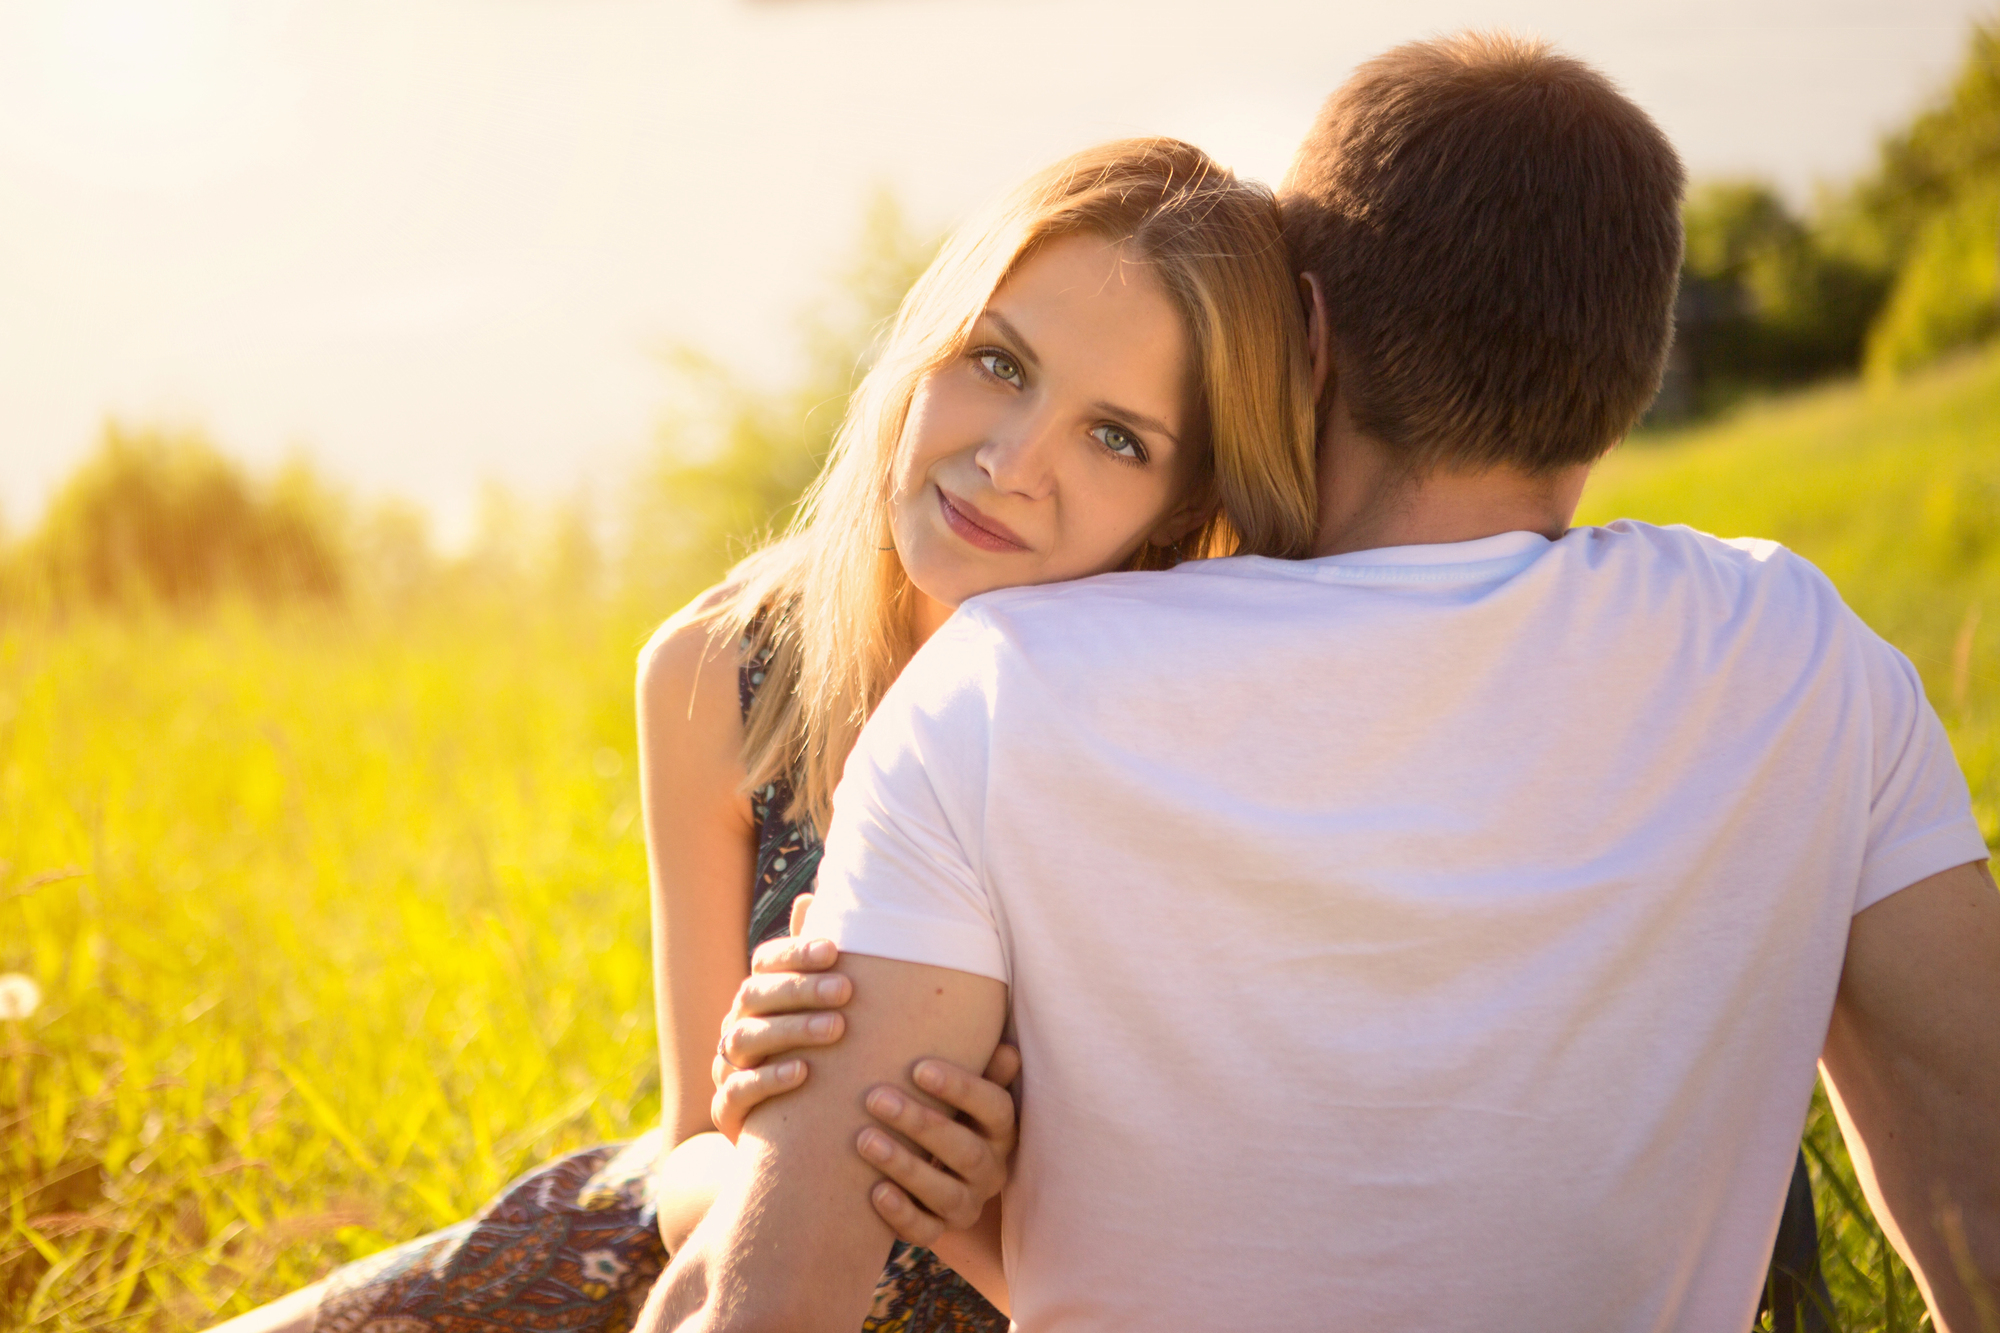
[621,191,938,615]
[22,424,346,610]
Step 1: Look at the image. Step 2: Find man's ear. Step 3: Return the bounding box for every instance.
[1300,272,1333,402]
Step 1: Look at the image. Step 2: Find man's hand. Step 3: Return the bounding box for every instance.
[1822,858,2000,1333]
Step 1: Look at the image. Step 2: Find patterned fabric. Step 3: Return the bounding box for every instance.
[314,629,1005,1333]
[318,1136,666,1333]
[736,639,825,950]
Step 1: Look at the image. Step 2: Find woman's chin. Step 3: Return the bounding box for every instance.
[903,547,1008,608]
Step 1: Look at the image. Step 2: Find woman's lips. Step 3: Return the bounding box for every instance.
[937,488,1029,553]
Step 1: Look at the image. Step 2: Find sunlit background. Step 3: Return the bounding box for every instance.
[1,0,1994,541]
[6,2,2000,1327]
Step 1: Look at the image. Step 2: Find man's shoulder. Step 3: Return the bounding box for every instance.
[962,563,1214,614]
[1575,516,1782,565]
[960,559,1286,631]
[1571,519,1842,606]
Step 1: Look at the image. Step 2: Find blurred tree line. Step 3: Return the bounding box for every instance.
[0,196,935,623]
[9,18,2000,613]
[1661,19,2000,416]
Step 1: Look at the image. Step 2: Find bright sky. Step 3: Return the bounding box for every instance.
[0,0,1991,542]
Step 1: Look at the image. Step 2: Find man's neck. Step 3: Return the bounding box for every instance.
[1311,408,1593,558]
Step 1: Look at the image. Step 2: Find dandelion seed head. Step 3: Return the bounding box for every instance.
[0,973,41,1021]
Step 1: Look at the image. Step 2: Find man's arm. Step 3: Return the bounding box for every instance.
[1821,858,2000,1332]
[639,953,1008,1333]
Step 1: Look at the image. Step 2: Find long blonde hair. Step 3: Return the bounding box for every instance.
[721,137,1319,832]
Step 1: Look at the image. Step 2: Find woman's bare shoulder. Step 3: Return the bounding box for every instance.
[639,582,743,690]
[637,582,748,757]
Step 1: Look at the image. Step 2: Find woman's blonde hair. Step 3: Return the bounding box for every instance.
[720,137,1319,832]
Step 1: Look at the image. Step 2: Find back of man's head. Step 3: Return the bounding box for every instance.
[1282,32,1685,475]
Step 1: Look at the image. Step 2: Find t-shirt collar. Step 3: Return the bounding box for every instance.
[1316,530,1552,567]
[1299,530,1553,584]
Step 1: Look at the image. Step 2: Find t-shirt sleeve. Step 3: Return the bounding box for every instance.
[1852,609,1990,913]
[802,612,1009,984]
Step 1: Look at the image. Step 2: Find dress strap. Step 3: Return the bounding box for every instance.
[738,616,774,721]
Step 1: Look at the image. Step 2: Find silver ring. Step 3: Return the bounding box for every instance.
[716,1037,744,1072]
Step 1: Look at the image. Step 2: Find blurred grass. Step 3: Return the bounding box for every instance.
[1,602,661,1326]
[2,343,1998,1329]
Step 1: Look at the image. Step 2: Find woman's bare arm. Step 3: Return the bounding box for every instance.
[639,589,758,1143]
[636,589,761,1244]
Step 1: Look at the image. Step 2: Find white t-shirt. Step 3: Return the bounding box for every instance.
[806,522,1987,1331]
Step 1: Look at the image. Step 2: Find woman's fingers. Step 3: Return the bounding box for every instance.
[710,1058,807,1142]
[868,1178,945,1248]
[912,1058,1018,1147]
[729,967,852,1019]
[787,891,815,939]
[717,1010,846,1072]
[855,1120,979,1238]
[979,1042,1022,1091]
[710,1009,843,1092]
[859,1086,1005,1222]
[747,932,838,977]
[707,902,853,1136]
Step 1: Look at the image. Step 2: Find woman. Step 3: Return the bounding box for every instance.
[218,136,1320,1333]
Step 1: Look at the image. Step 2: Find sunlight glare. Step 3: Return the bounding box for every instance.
[0,0,302,188]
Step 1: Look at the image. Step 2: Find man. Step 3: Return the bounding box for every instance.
[646,33,2000,1330]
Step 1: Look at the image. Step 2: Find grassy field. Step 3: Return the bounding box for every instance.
[0,604,666,1326]
[5,348,1999,1331]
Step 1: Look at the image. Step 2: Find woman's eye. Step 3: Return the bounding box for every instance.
[1091,423,1146,461]
[976,351,1023,386]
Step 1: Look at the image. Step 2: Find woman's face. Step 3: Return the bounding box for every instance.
[889,233,1205,630]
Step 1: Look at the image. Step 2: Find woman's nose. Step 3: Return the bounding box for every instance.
[975,410,1058,499]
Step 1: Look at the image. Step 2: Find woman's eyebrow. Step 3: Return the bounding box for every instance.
[980,310,1041,370]
[1095,401,1181,447]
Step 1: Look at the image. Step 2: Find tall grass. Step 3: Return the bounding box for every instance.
[1,603,661,1326]
[4,346,1998,1330]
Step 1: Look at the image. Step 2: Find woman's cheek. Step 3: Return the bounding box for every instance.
[1056,486,1162,580]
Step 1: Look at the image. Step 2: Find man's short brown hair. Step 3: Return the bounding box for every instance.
[1281,32,1686,474]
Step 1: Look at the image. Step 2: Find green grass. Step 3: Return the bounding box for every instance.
[1,603,663,1326]
[5,348,2000,1330]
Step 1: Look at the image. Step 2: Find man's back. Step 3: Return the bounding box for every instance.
[809,521,1987,1329]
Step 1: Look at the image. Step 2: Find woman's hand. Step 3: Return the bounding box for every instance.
[855,1042,1021,1246]
[709,895,854,1139]
[710,894,1023,1246]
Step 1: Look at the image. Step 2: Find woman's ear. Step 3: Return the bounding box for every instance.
[1300,272,1333,402]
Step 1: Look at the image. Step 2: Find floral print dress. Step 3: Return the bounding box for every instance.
[313,642,1007,1333]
